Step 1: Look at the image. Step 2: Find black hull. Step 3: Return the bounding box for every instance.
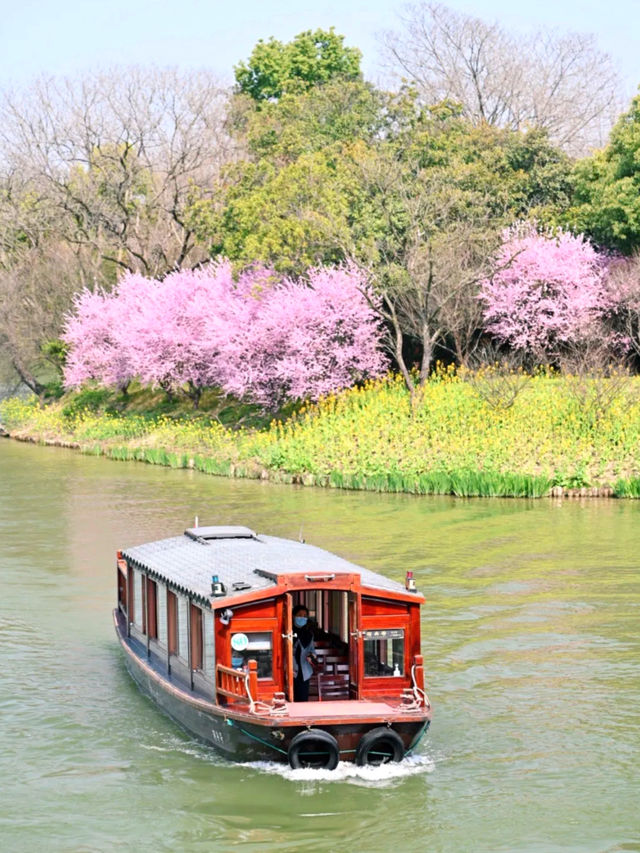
[120,642,283,762]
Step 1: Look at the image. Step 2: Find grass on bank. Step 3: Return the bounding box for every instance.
[2,368,640,498]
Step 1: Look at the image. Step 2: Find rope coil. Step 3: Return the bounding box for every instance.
[243,671,288,716]
[399,664,430,713]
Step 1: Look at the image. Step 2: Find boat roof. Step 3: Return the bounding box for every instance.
[122,526,411,607]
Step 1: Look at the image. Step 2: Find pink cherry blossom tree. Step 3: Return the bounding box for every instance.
[64,262,242,403]
[123,264,233,404]
[63,279,145,391]
[219,265,388,408]
[63,261,387,409]
[479,224,615,362]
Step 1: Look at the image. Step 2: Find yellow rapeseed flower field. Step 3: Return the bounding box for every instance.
[3,368,640,497]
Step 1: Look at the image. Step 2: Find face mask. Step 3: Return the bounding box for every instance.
[294,616,308,628]
[232,656,244,668]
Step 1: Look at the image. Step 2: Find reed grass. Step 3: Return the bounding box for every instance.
[613,477,640,498]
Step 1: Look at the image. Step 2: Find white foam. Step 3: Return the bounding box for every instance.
[139,735,226,763]
[239,752,435,787]
[140,733,436,785]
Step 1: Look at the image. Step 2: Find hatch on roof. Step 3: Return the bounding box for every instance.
[184,525,257,542]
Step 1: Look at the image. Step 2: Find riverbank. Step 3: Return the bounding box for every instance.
[2,370,640,498]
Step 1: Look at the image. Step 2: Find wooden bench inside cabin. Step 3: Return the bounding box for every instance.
[311,638,350,701]
[317,672,350,700]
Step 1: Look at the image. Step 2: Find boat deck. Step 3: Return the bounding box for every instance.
[284,699,398,719]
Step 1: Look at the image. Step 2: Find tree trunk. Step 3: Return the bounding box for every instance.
[385,297,415,403]
[10,356,45,397]
[419,326,433,386]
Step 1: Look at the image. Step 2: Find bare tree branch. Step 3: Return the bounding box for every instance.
[0,67,239,276]
[348,146,502,394]
[381,2,622,156]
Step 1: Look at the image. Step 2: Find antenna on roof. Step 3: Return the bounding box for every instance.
[298,525,305,544]
[194,515,199,529]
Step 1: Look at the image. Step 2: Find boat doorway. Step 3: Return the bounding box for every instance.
[286,589,359,702]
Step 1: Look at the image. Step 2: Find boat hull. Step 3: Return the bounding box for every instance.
[114,610,430,765]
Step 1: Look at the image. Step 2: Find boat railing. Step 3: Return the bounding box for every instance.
[215,659,259,706]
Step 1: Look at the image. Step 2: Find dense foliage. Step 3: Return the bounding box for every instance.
[234,28,362,102]
[569,93,640,253]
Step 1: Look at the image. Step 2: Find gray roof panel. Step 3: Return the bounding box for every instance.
[122,532,407,606]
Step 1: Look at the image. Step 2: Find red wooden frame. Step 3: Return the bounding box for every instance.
[215,598,281,701]
[211,584,421,705]
[282,593,294,702]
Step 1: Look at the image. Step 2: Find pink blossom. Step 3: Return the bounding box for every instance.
[220,265,387,407]
[480,224,614,358]
[63,261,387,408]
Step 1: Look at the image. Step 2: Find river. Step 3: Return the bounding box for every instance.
[1,438,638,853]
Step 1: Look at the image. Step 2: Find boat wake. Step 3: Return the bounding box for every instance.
[140,733,435,785]
[241,752,435,786]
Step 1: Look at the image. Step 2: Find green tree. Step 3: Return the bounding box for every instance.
[342,108,573,385]
[234,28,362,102]
[189,78,395,273]
[233,78,388,165]
[568,91,640,253]
[188,150,368,274]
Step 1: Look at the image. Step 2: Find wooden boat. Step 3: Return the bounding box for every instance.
[114,525,431,769]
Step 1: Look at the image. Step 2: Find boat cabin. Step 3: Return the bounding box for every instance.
[116,526,425,710]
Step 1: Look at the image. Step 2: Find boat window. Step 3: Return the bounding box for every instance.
[363,629,405,677]
[133,570,143,629]
[157,583,168,646]
[117,569,127,612]
[231,631,272,679]
[177,597,189,661]
[167,590,178,655]
[147,579,158,639]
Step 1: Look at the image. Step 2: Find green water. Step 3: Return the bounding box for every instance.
[1,438,639,853]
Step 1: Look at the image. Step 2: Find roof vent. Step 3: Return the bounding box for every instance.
[185,525,257,543]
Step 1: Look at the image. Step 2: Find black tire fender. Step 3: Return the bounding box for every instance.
[355,727,405,766]
[287,729,340,770]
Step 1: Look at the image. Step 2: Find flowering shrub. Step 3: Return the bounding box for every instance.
[63,261,387,408]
